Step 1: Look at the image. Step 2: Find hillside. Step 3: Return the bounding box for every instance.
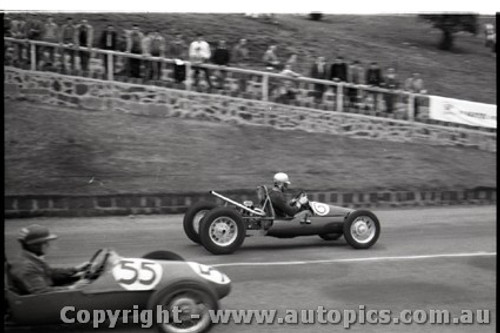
[4,100,496,196]
[6,13,496,104]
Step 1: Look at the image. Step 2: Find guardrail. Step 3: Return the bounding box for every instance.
[3,37,496,133]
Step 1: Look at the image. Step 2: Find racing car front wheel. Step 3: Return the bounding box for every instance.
[148,281,219,333]
[343,210,381,249]
[199,207,246,255]
[183,201,218,244]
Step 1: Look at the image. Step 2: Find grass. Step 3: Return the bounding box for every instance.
[4,100,496,196]
[6,13,496,104]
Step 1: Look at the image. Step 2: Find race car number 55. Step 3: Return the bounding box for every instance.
[112,258,163,290]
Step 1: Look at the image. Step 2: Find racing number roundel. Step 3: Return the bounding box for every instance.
[112,258,163,291]
[187,262,230,285]
[310,202,330,216]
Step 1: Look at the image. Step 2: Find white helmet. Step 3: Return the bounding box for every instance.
[273,172,291,185]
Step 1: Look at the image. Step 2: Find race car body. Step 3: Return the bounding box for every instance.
[184,186,381,255]
[5,249,231,333]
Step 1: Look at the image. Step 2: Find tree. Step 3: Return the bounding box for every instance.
[419,14,478,51]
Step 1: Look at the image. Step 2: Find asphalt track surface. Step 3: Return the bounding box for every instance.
[4,205,496,332]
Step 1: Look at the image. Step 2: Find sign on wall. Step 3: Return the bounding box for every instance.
[429,96,497,129]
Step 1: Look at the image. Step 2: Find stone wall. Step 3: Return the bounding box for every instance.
[4,66,496,153]
[4,188,496,218]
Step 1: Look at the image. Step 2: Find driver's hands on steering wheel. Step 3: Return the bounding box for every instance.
[74,261,91,272]
[298,194,309,205]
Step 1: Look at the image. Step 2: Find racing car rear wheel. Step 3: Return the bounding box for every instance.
[343,210,380,249]
[199,207,246,255]
[148,281,219,333]
[183,201,218,244]
[319,233,343,241]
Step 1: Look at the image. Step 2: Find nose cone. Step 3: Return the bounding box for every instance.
[214,280,232,299]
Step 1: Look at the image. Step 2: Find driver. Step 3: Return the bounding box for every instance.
[9,224,91,295]
[268,172,312,224]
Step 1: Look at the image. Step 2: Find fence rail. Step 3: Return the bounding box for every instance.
[4,37,496,133]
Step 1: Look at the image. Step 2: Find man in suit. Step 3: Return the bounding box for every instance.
[99,25,118,77]
[75,19,94,74]
[366,62,383,111]
[310,56,328,103]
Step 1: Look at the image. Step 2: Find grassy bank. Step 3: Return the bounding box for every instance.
[4,100,496,196]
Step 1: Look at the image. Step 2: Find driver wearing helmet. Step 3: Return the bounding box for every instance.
[269,172,312,224]
[8,224,90,295]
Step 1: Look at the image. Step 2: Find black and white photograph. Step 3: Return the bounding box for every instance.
[3,1,497,332]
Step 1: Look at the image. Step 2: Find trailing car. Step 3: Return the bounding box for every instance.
[5,248,231,333]
[184,186,381,255]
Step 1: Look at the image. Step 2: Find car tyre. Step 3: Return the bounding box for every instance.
[343,210,381,249]
[148,281,219,333]
[183,201,218,244]
[199,207,246,255]
[319,233,343,241]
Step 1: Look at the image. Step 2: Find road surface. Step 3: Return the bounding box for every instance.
[4,205,496,332]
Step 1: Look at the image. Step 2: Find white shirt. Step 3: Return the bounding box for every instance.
[189,40,211,63]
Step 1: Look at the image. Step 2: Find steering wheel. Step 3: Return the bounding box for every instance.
[83,248,110,280]
[290,191,307,203]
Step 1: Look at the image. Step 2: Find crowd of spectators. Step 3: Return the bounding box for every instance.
[4,14,429,115]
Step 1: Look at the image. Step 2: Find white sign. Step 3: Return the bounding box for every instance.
[429,96,497,129]
[112,258,163,291]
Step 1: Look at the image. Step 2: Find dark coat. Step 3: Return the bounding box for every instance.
[366,68,382,86]
[212,47,230,65]
[269,186,300,217]
[99,30,118,50]
[330,63,347,82]
[9,251,77,295]
[310,62,328,80]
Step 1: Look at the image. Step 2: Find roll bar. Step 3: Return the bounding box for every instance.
[210,191,266,217]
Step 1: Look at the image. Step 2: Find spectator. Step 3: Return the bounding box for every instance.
[263,45,281,71]
[59,17,77,72]
[310,56,328,103]
[381,67,399,114]
[276,64,300,103]
[99,24,118,77]
[286,53,298,71]
[329,56,347,82]
[9,18,27,66]
[144,30,166,81]
[484,24,495,48]
[189,33,212,89]
[347,60,365,109]
[212,40,231,89]
[25,17,43,68]
[232,38,249,65]
[365,62,383,111]
[404,71,426,118]
[41,16,59,65]
[169,34,188,83]
[125,24,145,78]
[74,19,94,74]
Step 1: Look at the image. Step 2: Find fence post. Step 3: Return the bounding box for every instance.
[30,42,36,71]
[262,73,269,101]
[107,52,114,81]
[185,61,192,91]
[337,83,344,112]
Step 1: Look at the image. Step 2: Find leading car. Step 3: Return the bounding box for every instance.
[184,186,381,255]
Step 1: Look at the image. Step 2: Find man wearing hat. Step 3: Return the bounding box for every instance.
[9,224,90,294]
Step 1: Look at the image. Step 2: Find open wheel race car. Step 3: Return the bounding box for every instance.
[184,186,381,255]
[4,249,231,333]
